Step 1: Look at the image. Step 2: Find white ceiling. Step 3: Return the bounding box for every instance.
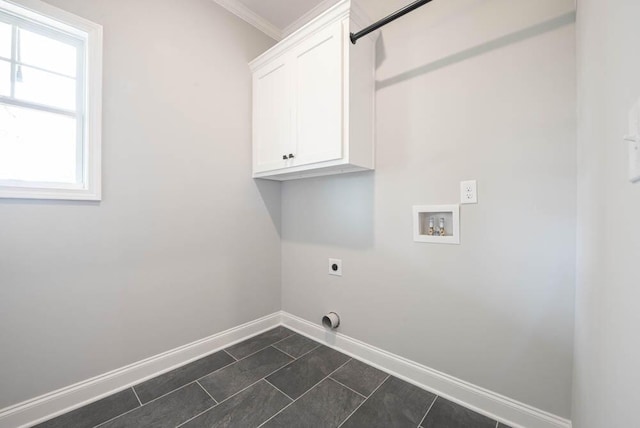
[213,0,415,40]
[237,0,332,30]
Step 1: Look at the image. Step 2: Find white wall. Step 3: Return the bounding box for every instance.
[282,0,576,418]
[0,0,278,410]
[573,0,640,426]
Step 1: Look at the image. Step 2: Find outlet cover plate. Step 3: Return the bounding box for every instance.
[329,259,342,276]
[460,180,478,204]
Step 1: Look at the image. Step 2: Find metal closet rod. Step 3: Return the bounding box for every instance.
[350,0,434,44]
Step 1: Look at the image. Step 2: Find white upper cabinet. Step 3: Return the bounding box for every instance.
[253,56,291,174]
[250,0,376,180]
[291,22,343,168]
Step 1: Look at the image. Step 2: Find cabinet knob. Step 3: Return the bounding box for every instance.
[288,154,295,159]
[282,155,288,160]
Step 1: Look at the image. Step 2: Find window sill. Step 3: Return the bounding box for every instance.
[0,185,101,201]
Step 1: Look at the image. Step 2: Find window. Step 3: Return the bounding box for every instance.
[0,0,102,200]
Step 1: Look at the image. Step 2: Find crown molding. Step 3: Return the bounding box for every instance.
[249,0,351,71]
[212,0,282,40]
[282,0,340,37]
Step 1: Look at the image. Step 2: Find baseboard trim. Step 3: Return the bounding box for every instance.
[1,311,572,428]
[0,312,281,428]
[280,311,572,428]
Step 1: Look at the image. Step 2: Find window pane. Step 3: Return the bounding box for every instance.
[0,59,9,96]
[0,104,78,183]
[18,28,77,77]
[0,21,10,59]
[15,65,76,110]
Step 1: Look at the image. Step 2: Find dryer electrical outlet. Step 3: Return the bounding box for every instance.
[328,259,342,276]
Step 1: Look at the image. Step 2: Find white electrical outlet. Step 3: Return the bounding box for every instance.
[460,180,478,204]
[329,259,342,276]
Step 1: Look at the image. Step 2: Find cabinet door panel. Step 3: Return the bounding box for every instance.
[292,22,344,167]
[253,59,291,173]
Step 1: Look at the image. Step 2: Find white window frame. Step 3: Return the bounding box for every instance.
[0,0,102,201]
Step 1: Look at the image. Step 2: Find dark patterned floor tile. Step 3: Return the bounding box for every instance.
[199,347,292,402]
[341,376,435,428]
[181,380,290,428]
[266,346,350,400]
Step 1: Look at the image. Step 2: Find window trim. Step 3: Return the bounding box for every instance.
[0,0,102,201]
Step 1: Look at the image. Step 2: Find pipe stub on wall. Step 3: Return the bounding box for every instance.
[322,312,340,330]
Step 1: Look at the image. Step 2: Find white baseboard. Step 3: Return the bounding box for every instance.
[280,311,572,428]
[0,312,281,428]
[1,311,572,428]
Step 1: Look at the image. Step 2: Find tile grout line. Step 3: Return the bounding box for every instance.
[263,378,295,402]
[327,377,367,399]
[130,387,143,407]
[174,330,302,427]
[174,403,217,428]
[92,404,140,428]
[176,378,269,428]
[205,357,296,406]
[337,374,391,428]
[168,353,237,388]
[177,380,269,428]
[417,394,439,428]
[225,334,296,361]
[93,381,201,428]
[295,343,322,359]
[134,348,236,396]
[178,348,304,427]
[270,330,298,346]
[61,330,312,428]
[195,380,217,405]
[88,330,312,428]
[177,358,302,428]
[272,332,323,358]
[271,346,297,360]
[194,345,293,387]
[222,349,237,361]
[122,351,238,410]
[193,360,242,383]
[171,382,222,428]
[67,329,505,428]
[256,357,354,428]
[225,328,297,360]
[139,358,236,405]
[91,399,144,428]
[273,342,322,361]
[256,357,353,428]
[175,334,305,428]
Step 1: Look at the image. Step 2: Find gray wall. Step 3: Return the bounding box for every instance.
[282,0,576,417]
[573,0,640,426]
[0,0,279,409]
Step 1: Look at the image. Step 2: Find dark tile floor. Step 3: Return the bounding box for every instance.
[33,327,513,428]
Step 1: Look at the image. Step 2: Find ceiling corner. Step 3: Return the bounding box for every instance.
[212,0,283,41]
[281,0,341,37]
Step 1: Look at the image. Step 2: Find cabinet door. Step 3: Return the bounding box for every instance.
[291,21,344,167]
[253,57,293,174]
